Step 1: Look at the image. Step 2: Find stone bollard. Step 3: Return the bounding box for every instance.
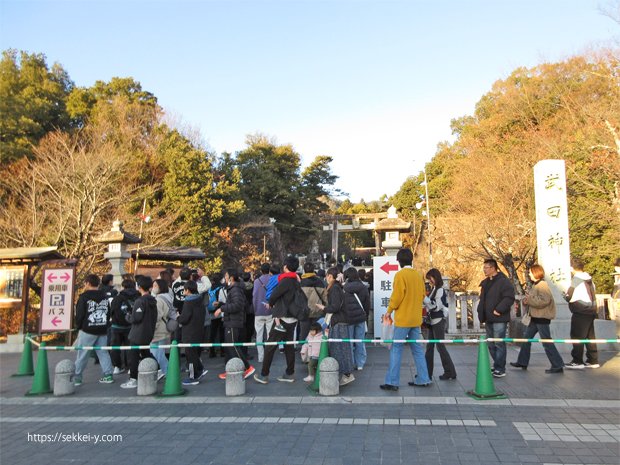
[319,357,339,396]
[225,358,245,396]
[137,358,159,396]
[54,359,75,396]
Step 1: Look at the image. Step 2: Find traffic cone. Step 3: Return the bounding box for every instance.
[308,335,330,393]
[25,342,52,396]
[466,336,506,400]
[13,334,34,376]
[160,341,186,397]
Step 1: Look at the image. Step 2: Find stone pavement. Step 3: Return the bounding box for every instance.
[1,344,619,465]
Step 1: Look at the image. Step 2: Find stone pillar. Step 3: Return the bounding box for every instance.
[319,357,339,396]
[54,359,75,396]
[137,358,159,396]
[225,358,245,396]
[534,160,617,348]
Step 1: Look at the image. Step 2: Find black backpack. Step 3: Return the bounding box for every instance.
[288,285,310,322]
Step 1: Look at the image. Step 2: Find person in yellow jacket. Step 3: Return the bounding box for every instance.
[380,248,432,391]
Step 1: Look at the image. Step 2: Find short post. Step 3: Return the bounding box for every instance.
[137,358,159,396]
[225,358,245,396]
[54,359,75,396]
[319,357,339,396]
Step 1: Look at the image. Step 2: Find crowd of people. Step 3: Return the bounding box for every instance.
[71,251,602,390]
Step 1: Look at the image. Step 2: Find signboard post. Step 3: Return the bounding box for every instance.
[373,256,400,338]
[40,268,74,333]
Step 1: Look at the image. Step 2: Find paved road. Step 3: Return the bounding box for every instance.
[1,345,619,465]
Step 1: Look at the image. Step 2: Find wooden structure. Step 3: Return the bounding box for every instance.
[322,207,412,259]
[0,247,66,351]
[129,246,206,278]
[322,212,389,260]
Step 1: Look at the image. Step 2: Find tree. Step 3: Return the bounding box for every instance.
[66,76,157,128]
[235,135,338,254]
[401,51,620,292]
[161,130,245,273]
[0,50,73,163]
[0,95,181,277]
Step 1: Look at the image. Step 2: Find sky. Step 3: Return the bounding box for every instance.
[0,0,617,202]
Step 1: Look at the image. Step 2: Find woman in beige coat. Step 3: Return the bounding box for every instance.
[510,264,565,373]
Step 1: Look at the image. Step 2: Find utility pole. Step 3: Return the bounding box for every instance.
[424,169,433,267]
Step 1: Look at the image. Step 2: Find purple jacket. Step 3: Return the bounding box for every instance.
[252,275,272,317]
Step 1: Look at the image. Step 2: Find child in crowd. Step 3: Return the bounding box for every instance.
[301,322,324,382]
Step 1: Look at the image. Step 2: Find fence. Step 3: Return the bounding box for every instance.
[446,292,615,335]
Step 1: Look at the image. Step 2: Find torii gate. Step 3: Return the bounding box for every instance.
[322,207,411,260]
[322,212,388,260]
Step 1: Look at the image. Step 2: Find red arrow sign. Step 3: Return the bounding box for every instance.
[47,273,58,283]
[51,316,62,327]
[60,272,71,282]
[380,262,399,274]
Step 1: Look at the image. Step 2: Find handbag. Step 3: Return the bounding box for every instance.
[521,309,531,327]
[381,313,394,349]
[165,317,179,333]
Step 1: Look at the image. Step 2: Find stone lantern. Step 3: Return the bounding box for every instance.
[374,206,411,256]
[95,220,141,287]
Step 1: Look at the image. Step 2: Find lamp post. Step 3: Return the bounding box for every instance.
[416,168,433,267]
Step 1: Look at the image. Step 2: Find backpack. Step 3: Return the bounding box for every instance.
[568,280,597,315]
[157,294,178,332]
[288,286,310,321]
[207,286,221,313]
[172,280,186,310]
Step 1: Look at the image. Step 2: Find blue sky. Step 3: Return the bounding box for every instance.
[1,0,617,202]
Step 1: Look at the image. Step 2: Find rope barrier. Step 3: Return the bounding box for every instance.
[27,336,620,352]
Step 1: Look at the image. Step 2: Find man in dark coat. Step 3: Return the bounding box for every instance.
[254,255,300,384]
[476,258,515,378]
[121,275,158,389]
[177,280,207,385]
[214,269,255,380]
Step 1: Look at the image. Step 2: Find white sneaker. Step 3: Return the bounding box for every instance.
[113,367,125,375]
[120,378,137,389]
[303,375,314,382]
[584,362,600,369]
[339,374,355,386]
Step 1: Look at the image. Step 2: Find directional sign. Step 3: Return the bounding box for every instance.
[40,268,74,332]
[373,256,400,338]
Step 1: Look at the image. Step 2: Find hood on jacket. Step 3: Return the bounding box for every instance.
[301,274,325,288]
[278,271,298,282]
[119,288,140,299]
[343,280,367,295]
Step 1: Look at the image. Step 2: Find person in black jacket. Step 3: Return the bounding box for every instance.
[73,274,114,386]
[343,267,370,371]
[109,278,139,374]
[121,276,158,389]
[254,255,300,384]
[177,280,207,385]
[99,274,118,299]
[317,267,355,386]
[476,259,515,378]
[213,269,255,380]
